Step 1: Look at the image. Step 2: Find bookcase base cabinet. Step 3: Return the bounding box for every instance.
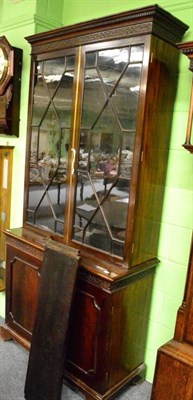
[1,228,156,400]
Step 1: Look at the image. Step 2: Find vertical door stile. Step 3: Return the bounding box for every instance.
[64,46,84,244]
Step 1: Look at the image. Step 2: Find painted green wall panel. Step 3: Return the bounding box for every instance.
[0,23,35,228]
[0,0,36,23]
[145,320,174,356]
[170,111,190,149]
[158,223,192,264]
[162,188,193,228]
[166,151,193,189]
[175,71,192,112]
[154,260,187,299]
[35,0,64,33]
[150,289,182,331]
[62,0,192,27]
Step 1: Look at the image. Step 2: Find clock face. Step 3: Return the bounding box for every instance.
[0,47,8,82]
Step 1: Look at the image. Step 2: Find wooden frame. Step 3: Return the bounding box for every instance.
[0,146,14,291]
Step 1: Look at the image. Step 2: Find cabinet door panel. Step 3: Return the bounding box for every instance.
[67,288,100,374]
[10,257,39,333]
[65,281,110,393]
[6,245,40,340]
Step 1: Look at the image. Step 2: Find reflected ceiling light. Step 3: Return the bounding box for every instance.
[130,85,140,92]
[44,74,62,83]
[99,49,128,64]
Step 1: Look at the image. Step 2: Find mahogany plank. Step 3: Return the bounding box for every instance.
[24,239,79,400]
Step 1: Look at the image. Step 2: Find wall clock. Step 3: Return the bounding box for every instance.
[0,46,8,84]
[0,36,22,137]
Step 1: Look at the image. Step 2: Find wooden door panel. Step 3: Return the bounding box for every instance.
[67,288,101,374]
[6,243,41,341]
[65,281,110,393]
[9,256,39,333]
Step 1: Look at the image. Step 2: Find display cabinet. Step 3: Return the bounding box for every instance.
[1,5,188,400]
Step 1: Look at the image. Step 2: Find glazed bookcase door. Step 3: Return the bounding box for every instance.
[72,40,144,258]
[26,51,76,235]
[25,38,148,262]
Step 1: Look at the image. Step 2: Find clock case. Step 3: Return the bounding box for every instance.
[0,36,22,137]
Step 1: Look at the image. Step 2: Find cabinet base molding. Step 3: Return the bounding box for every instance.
[151,340,193,400]
[65,363,145,400]
[0,323,31,350]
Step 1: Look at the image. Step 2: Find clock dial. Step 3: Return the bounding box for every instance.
[0,47,8,82]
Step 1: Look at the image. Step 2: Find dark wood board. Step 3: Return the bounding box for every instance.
[24,239,79,400]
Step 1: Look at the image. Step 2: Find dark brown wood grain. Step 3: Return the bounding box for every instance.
[24,239,79,400]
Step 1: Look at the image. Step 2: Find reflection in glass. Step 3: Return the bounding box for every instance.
[53,73,75,128]
[81,68,106,128]
[27,55,75,233]
[130,45,144,62]
[73,44,144,257]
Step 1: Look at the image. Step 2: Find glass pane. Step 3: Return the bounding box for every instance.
[43,58,65,97]
[85,52,97,68]
[78,130,90,171]
[111,64,141,130]
[66,55,76,70]
[39,106,60,162]
[27,54,75,233]
[28,178,66,234]
[130,45,144,62]
[73,43,144,257]
[53,72,75,128]
[73,172,128,256]
[98,48,129,96]
[81,68,106,128]
[61,128,70,164]
[32,62,49,126]
[30,128,38,167]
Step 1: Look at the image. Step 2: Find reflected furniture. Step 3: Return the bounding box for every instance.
[151,41,193,400]
[1,6,188,400]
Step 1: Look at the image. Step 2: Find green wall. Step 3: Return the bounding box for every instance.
[0,0,192,384]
